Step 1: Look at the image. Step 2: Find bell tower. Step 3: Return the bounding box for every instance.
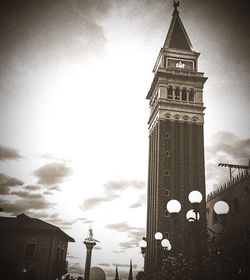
[145,2,207,273]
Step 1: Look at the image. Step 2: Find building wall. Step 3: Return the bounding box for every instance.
[0,229,69,280]
[146,118,207,273]
[206,173,250,276]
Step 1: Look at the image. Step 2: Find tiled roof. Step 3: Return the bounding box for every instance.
[0,213,74,242]
[164,10,193,51]
[168,18,191,50]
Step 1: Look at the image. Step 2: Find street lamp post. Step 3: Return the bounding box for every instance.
[139,233,171,273]
[166,190,229,279]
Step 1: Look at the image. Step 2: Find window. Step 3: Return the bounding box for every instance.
[25,243,36,258]
[182,88,187,101]
[189,90,194,102]
[164,189,170,196]
[164,170,170,176]
[165,151,170,157]
[175,88,180,100]
[167,87,173,99]
[165,132,170,139]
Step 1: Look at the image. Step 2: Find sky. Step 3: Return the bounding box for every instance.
[0,0,250,278]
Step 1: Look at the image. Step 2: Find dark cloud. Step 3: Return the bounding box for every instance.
[0,0,109,99]
[0,197,55,215]
[129,194,146,208]
[33,162,72,185]
[0,145,22,161]
[10,190,43,200]
[0,173,24,194]
[206,132,250,191]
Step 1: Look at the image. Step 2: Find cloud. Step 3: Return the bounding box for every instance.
[106,222,133,232]
[93,246,102,250]
[0,197,55,215]
[43,191,54,195]
[27,212,93,229]
[33,162,72,185]
[0,145,22,161]
[205,132,250,191]
[68,263,84,275]
[80,179,145,211]
[9,190,43,200]
[112,263,138,269]
[0,173,24,194]
[79,193,118,211]
[106,222,145,250]
[39,153,71,163]
[113,250,125,254]
[67,254,80,260]
[98,263,111,267]
[0,0,109,100]
[103,180,145,191]
[129,194,146,208]
[102,268,139,280]
[24,185,41,191]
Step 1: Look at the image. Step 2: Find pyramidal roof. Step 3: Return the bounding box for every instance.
[163,3,193,51]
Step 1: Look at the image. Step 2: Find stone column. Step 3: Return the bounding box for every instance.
[84,240,96,280]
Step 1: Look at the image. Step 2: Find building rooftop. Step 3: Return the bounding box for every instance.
[0,213,75,242]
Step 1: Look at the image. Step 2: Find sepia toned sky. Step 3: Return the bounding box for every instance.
[0,0,250,277]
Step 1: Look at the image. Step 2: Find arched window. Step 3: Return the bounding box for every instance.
[175,87,180,100]
[189,90,195,102]
[182,88,187,101]
[167,87,173,99]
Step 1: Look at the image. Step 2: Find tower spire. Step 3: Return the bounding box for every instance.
[114,265,119,280]
[163,1,193,51]
[128,259,133,280]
